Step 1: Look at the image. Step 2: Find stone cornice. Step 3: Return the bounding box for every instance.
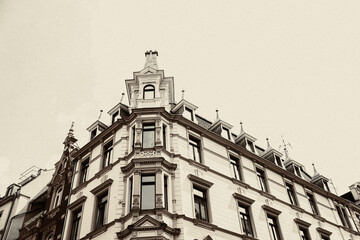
[294,218,311,228]
[262,204,282,216]
[90,179,113,195]
[121,157,177,174]
[188,174,214,188]
[233,193,255,205]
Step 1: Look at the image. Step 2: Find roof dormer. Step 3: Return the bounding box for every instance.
[284,159,304,178]
[87,120,108,141]
[125,51,175,112]
[107,102,130,124]
[261,138,283,168]
[171,98,198,122]
[208,110,233,141]
[235,122,257,153]
[311,164,331,192]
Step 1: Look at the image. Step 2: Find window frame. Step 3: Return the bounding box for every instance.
[235,198,255,237]
[140,174,156,210]
[162,124,167,150]
[52,186,63,209]
[221,126,231,140]
[79,158,89,185]
[102,140,113,169]
[188,135,202,163]
[267,214,282,240]
[94,190,109,230]
[285,181,298,206]
[142,122,156,149]
[164,175,168,211]
[229,155,242,181]
[256,167,269,193]
[184,106,194,121]
[306,191,319,216]
[335,204,353,229]
[143,84,155,100]
[69,207,82,240]
[193,185,209,222]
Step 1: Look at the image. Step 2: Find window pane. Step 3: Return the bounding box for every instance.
[184,107,194,121]
[141,185,155,209]
[142,124,155,148]
[143,85,155,99]
[142,175,155,183]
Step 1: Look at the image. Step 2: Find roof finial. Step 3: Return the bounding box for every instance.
[181,90,185,100]
[216,109,219,120]
[266,138,271,149]
[312,163,318,175]
[98,110,103,120]
[144,50,159,70]
[120,92,125,103]
[68,122,74,137]
[240,121,244,134]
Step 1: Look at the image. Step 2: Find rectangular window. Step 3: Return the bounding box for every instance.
[189,136,201,163]
[306,192,319,215]
[238,203,254,237]
[230,155,241,180]
[193,186,208,222]
[132,126,135,150]
[184,107,194,121]
[221,127,231,140]
[299,227,310,240]
[294,166,302,178]
[163,124,167,150]
[102,140,113,169]
[275,155,282,167]
[95,191,108,229]
[247,140,255,153]
[286,182,298,206]
[142,123,155,148]
[112,111,119,124]
[336,205,352,229]
[141,175,155,210]
[79,159,89,185]
[268,215,281,240]
[164,175,168,210]
[70,208,82,240]
[128,177,133,212]
[256,168,268,192]
[91,128,97,140]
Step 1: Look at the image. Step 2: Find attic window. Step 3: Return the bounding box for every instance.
[274,155,282,167]
[112,111,119,124]
[247,140,255,153]
[184,107,194,121]
[91,128,97,140]
[293,165,302,178]
[221,127,231,140]
[143,85,155,99]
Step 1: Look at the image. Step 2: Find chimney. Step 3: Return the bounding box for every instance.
[144,50,159,70]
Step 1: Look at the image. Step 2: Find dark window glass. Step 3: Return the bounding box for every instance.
[132,126,135,150]
[230,156,241,180]
[336,205,352,229]
[184,107,194,121]
[79,159,89,185]
[306,193,318,215]
[247,140,255,153]
[95,192,108,229]
[275,155,282,167]
[164,175,168,210]
[221,127,231,140]
[238,203,253,237]
[53,187,63,208]
[91,128,97,140]
[294,166,301,177]
[286,183,297,206]
[142,123,155,148]
[321,235,330,240]
[70,208,82,240]
[143,85,155,99]
[112,111,119,124]
[129,177,133,211]
[163,124,167,149]
[299,227,310,240]
[189,136,201,163]
[323,181,330,192]
[194,186,208,222]
[141,175,155,210]
[256,168,268,192]
[102,141,113,169]
[268,215,281,240]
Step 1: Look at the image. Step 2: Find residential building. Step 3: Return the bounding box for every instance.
[59,51,360,240]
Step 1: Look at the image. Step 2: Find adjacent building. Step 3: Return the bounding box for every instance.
[58,51,360,240]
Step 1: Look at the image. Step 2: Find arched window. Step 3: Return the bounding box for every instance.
[143,85,155,99]
[53,187,63,209]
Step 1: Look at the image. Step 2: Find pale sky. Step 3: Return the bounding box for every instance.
[1,0,360,196]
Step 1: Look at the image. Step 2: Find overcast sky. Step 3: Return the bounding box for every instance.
[1,0,359,196]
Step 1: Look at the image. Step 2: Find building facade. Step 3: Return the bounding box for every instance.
[57,51,360,240]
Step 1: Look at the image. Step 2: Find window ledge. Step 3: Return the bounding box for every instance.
[193,219,217,231]
[259,190,275,200]
[232,178,250,189]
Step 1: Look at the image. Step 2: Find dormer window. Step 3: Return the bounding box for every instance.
[274,155,282,167]
[91,128,97,140]
[184,107,194,121]
[221,127,231,140]
[143,85,155,99]
[111,111,119,124]
[294,165,301,178]
[247,140,255,153]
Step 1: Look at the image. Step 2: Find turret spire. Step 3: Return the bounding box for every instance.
[144,50,159,70]
[266,138,271,149]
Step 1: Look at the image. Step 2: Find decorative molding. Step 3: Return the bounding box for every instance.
[316,227,332,236]
[187,174,214,188]
[90,179,113,195]
[233,193,255,205]
[67,196,87,211]
[294,218,311,228]
[262,204,282,216]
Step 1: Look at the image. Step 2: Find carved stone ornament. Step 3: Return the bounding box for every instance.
[140,150,156,158]
[156,194,163,207]
[133,195,140,207]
